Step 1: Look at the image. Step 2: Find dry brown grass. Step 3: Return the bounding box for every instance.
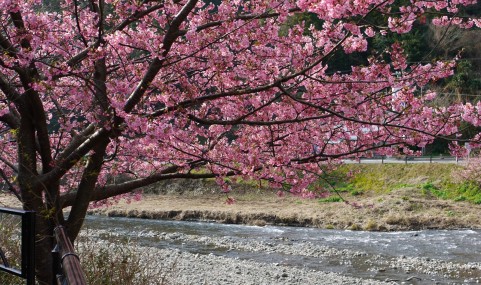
[0,212,24,285]
[76,235,173,285]
[89,185,481,231]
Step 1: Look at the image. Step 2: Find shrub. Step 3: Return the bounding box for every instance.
[0,214,23,285]
[1,220,175,285]
[76,231,175,285]
[364,220,378,231]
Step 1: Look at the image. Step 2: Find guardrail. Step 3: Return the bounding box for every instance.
[52,226,87,285]
[0,207,35,285]
[344,156,465,164]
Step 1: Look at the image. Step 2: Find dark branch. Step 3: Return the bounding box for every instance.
[61,170,235,208]
[123,0,199,113]
[38,128,110,186]
[188,114,332,126]
[115,4,165,31]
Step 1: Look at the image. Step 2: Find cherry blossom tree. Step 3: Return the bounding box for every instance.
[1,0,480,283]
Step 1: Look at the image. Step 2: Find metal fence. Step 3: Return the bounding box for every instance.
[0,207,87,285]
[0,207,35,285]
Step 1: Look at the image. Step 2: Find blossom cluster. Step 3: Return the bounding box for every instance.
[0,0,479,203]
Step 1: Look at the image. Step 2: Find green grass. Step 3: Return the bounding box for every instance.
[179,163,481,205]
[318,196,343,203]
[313,163,481,204]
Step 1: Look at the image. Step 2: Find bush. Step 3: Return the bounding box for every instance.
[0,214,24,285]
[1,219,175,285]
[76,232,174,285]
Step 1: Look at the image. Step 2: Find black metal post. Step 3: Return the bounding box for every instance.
[22,211,35,285]
[0,207,35,284]
[52,245,62,285]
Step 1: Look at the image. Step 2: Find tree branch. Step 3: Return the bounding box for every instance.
[0,113,20,129]
[0,33,17,58]
[188,114,332,126]
[66,136,109,240]
[123,0,199,113]
[60,170,236,208]
[55,124,96,165]
[114,4,165,31]
[0,168,21,201]
[177,7,302,37]
[38,128,110,186]
[0,155,18,173]
[0,73,22,103]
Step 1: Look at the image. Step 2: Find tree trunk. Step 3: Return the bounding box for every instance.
[34,216,54,285]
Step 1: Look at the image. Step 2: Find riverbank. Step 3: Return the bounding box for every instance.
[2,164,481,231]
[4,189,480,231]
[87,179,481,231]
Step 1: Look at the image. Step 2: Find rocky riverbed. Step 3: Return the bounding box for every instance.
[80,235,398,285]
[128,246,397,285]
[152,232,481,284]
[81,216,481,285]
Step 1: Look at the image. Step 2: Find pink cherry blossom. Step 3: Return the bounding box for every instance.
[0,1,480,282]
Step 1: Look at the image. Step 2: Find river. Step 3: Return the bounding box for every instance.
[84,215,481,284]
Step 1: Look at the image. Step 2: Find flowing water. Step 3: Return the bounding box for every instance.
[84,215,481,284]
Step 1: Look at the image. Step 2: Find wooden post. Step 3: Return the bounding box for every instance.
[54,226,87,285]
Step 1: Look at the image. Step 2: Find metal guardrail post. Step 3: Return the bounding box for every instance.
[0,207,35,285]
[54,226,87,285]
[52,244,62,285]
[22,211,35,285]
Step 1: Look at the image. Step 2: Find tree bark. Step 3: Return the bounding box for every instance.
[67,137,109,240]
[34,215,55,285]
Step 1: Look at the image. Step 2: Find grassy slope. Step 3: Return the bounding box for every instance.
[320,163,481,204]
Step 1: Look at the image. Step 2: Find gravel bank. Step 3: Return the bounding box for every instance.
[139,247,396,285]
[81,238,396,285]
[151,233,481,284]
[82,226,481,285]
[78,231,398,285]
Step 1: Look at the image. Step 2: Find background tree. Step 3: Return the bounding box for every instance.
[1,0,481,283]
